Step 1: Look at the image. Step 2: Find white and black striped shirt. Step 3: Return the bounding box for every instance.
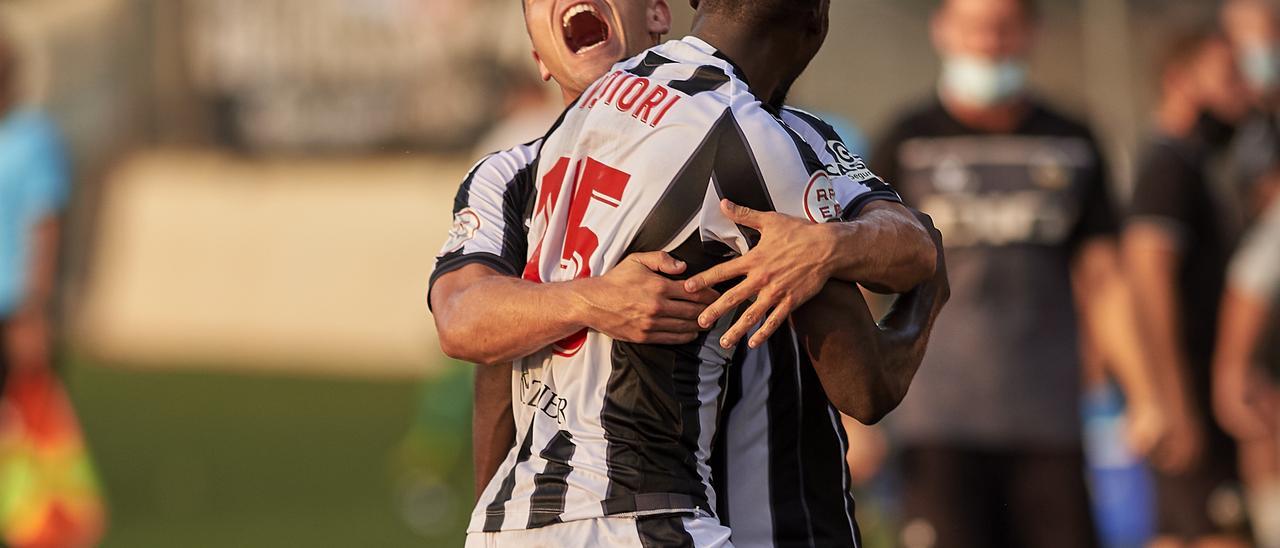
[431,36,896,544]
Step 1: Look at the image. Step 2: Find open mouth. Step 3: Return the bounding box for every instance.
[562,3,610,54]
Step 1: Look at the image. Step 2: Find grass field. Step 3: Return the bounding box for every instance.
[60,360,474,547]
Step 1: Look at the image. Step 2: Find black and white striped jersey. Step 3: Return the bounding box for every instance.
[430,36,899,538]
[707,107,883,548]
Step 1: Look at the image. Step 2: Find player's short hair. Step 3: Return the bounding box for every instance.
[691,0,823,27]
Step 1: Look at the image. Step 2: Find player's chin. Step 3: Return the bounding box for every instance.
[563,40,624,80]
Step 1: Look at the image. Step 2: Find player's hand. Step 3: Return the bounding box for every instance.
[684,200,837,349]
[575,251,720,345]
[1123,398,1168,458]
[1149,403,1205,474]
[1214,364,1278,442]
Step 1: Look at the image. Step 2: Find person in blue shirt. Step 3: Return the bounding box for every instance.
[0,31,70,396]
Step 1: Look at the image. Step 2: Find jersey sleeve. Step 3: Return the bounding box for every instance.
[779,108,902,219]
[1128,143,1197,243]
[1229,200,1280,302]
[1065,137,1119,252]
[428,143,539,307]
[698,102,881,255]
[21,113,71,220]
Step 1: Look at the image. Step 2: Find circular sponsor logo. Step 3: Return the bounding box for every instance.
[442,208,482,253]
[804,172,843,222]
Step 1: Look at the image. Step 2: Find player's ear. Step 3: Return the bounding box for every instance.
[531,50,553,82]
[649,0,672,36]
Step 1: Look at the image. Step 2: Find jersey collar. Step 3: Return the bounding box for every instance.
[680,35,750,87]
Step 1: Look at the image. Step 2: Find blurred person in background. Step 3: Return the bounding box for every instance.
[870,0,1170,546]
[0,27,67,414]
[1222,0,1280,225]
[1125,28,1253,548]
[1214,156,1280,548]
[0,25,104,548]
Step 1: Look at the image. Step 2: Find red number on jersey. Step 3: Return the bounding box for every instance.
[524,156,632,357]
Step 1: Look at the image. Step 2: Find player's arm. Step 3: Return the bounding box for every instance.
[1213,214,1280,442]
[1122,222,1203,472]
[1212,287,1276,441]
[688,198,935,349]
[472,363,515,499]
[430,151,718,366]
[432,253,714,365]
[1070,236,1167,456]
[5,216,58,370]
[791,209,949,424]
[684,110,934,348]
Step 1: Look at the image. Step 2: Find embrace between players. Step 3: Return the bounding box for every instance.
[430,0,949,546]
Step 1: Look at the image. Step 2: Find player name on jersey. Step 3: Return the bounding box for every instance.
[579,70,682,127]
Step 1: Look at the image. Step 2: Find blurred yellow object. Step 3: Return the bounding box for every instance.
[0,368,106,547]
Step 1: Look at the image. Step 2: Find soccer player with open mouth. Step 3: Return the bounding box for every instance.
[429,0,948,545]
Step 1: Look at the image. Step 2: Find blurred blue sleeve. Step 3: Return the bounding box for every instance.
[21,111,72,219]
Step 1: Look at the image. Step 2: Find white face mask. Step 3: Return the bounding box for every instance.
[940,54,1028,107]
[1239,43,1280,93]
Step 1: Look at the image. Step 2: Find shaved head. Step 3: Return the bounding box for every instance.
[692,0,825,27]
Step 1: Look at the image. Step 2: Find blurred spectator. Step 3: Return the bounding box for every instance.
[1214,159,1280,547]
[0,24,105,548]
[0,25,68,399]
[1124,28,1253,548]
[1222,0,1280,221]
[871,0,1167,546]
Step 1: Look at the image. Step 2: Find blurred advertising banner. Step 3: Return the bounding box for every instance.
[74,150,464,377]
[183,0,529,151]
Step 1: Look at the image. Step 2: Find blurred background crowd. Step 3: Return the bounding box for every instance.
[0,0,1277,546]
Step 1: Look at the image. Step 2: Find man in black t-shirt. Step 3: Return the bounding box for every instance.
[872,0,1169,546]
[1125,30,1252,547]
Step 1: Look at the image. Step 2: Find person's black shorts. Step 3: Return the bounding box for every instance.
[899,444,1099,548]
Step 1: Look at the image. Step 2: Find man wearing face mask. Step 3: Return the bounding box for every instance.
[1223,0,1280,212]
[1125,29,1254,548]
[871,0,1170,546]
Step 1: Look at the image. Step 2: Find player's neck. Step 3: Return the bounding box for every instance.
[1156,94,1200,138]
[690,21,790,102]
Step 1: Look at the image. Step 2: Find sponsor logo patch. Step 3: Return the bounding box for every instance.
[824,139,878,182]
[804,171,844,223]
[441,207,482,253]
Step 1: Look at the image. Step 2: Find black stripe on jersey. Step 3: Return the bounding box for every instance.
[627,51,676,77]
[526,430,578,529]
[710,50,750,87]
[670,65,731,96]
[451,154,490,214]
[483,417,537,532]
[499,160,536,270]
[600,330,715,517]
[765,325,816,545]
[428,152,524,311]
[795,344,860,547]
[711,113,778,246]
[782,107,901,203]
[624,113,726,257]
[710,343,748,527]
[637,515,696,548]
